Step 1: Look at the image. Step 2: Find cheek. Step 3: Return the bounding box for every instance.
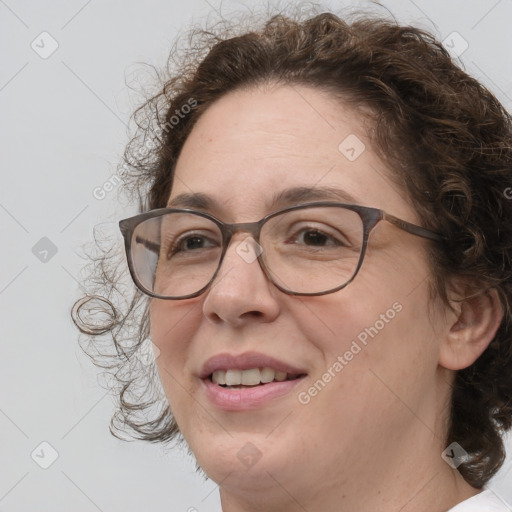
[291,291,440,455]
[149,299,203,398]
[291,262,440,396]
[150,299,201,353]
[149,299,212,439]
[288,266,402,362]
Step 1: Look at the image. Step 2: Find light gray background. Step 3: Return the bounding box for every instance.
[1,1,511,511]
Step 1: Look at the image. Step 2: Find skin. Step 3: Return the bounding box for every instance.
[150,84,503,512]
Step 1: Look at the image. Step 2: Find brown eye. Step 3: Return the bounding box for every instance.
[293,228,341,247]
[167,233,218,257]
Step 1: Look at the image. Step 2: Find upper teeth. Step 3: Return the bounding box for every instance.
[212,368,289,386]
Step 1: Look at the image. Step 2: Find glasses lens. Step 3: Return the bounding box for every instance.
[261,206,364,294]
[130,212,222,298]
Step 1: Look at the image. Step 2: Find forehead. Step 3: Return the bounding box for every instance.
[170,85,415,222]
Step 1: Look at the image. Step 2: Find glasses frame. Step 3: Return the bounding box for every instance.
[119,201,445,300]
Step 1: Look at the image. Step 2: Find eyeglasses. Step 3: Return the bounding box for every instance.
[119,202,445,300]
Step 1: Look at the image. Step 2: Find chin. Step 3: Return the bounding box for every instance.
[187,430,296,488]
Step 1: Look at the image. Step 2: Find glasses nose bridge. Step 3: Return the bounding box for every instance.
[222,219,263,245]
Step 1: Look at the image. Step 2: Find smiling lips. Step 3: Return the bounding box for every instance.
[212,367,299,387]
[200,351,307,410]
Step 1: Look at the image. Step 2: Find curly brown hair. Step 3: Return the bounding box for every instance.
[72,8,512,489]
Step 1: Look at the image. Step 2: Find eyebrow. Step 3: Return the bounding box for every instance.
[166,186,361,213]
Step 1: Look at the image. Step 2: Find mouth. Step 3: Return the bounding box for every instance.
[209,367,306,388]
[199,352,308,410]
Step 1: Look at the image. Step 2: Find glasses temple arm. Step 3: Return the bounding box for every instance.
[383,213,446,242]
[134,235,161,255]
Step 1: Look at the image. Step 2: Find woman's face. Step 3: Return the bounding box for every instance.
[150,85,452,501]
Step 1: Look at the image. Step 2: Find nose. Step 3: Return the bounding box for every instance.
[202,235,281,327]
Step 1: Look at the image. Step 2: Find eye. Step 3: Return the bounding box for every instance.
[165,231,219,257]
[286,223,350,248]
[293,228,340,246]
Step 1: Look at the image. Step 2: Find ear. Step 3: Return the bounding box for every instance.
[439,287,503,371]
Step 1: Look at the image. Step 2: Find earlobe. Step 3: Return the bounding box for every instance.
[439,288,503,371]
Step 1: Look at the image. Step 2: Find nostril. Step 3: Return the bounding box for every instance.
[245,311,263,318]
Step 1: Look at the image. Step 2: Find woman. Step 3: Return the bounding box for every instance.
[73,9,512,512]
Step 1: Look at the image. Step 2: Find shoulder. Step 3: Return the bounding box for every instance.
[447,490,511,512]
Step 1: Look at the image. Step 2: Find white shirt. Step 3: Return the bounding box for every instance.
[447,490,511,511]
